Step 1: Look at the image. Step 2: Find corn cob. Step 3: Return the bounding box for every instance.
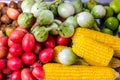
[72,28,120,57]
[43,63,118,80]
[72,36,114,66]
[54,46,67,63]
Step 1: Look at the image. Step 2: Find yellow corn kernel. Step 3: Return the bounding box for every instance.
[72,28,120,57]
[72,36,114,66]
[43,63,118,80]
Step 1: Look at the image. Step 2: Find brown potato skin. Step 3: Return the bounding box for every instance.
[1,14,11,24]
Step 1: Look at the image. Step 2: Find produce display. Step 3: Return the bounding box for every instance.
[1,0,120,80]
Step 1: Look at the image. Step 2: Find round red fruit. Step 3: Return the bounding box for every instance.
[22,52,36,65]
[39,48,54,64]
[7,57,22,71]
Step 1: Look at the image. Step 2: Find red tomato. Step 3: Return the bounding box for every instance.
[43,35,55,48]
[2,67,12,75]
[21,68,35,80]
[7,8,20,20]
[9,43,24,57]
[8,39,16,47]
[32,66,44,80]
[9,30,25,43]
[11,70,21,80]
[30,61,42,68]
[0,36,8,47]
[22,33,35,52]
[57,35,71,45]
[7,57,22,71]
[39,48,54,64]
[0,73,2,80]
[0,59,6,70]
[0,46,8,58]
[22,52,36,65]
[16,27,28,33]
[34,42,42,54]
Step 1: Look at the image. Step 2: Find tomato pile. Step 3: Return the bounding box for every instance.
[0,23,72,79]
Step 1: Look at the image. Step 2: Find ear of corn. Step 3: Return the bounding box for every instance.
[43,63,118,80]
[72,36,114,66]
[72,28,120,57]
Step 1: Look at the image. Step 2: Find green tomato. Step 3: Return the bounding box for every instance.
[91,5,106,19]
[101,28,113,35]
[104,6,114,19]
[37,10,54,25]
[104,17,119,30]
[117,13,120,21]
[117,25,120,33]
[110,0,120,13]
[85,0,97,10]
[17,12,34,28]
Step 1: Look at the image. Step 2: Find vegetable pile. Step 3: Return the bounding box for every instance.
[1,0,120,80]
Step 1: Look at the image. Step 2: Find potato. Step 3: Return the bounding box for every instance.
[9,1,17,9]
[17,1,22,9]
[0,2,6,10]
[1,7,8,14]
[1,14,11,24]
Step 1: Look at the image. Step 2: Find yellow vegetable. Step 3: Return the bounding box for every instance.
[72,28,120,57]
[43,63,118,80]
[72,36,114,66]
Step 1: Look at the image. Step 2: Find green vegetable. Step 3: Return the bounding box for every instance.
[31,26,50,42]
[58,3,75,18]
[101,28,113,35]
[77,12,94,28]
[85,0,97,10]
[31,0,61,17]
[117,13,120,21]
[84,9,90,13]
[71,0,83,13]
[37,10,54,25]
[31,1,48,17]
[58,47,78,65]
[63,16,79,28]
[49,23,59,35]
[117,25,120,33]
[17,12,34,28]
[49,4,58,17]
[110,0,120,13]
[21,0,35,13]
[104,17,119,31]
[91,5,106,19]
[104,6,114,19]
[59,23,74,38]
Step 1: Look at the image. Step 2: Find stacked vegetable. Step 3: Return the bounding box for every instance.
[1,0,120,80]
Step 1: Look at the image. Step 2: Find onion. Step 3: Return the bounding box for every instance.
[77,12,94,28]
